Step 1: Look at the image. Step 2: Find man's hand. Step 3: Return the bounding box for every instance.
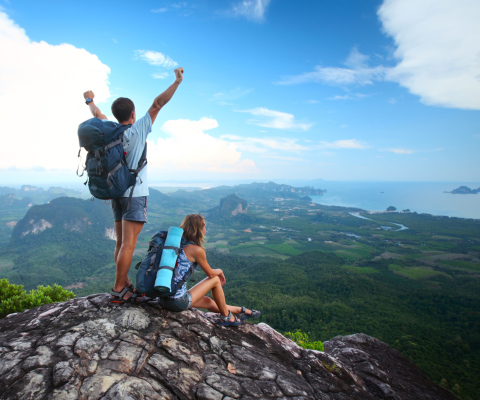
[174,68,184,84]
[83,90,107,119]
[83,90,95,100]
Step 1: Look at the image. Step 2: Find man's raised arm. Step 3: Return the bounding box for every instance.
[83,90,108,120]
[148,67,183,124]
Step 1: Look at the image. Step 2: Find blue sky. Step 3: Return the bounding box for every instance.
[0,0,479,185]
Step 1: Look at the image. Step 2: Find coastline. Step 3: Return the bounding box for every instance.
[309,181,480,220]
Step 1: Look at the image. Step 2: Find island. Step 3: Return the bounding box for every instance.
[447,186,480,194]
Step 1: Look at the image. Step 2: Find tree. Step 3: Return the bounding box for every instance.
[386,206,397,212]
[0,279,74,318]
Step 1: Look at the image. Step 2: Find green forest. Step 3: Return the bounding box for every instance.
[0,183,479,399]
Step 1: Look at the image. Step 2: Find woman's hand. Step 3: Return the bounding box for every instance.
[219,272,226,286]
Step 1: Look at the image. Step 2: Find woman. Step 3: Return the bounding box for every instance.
[159,214,260,326]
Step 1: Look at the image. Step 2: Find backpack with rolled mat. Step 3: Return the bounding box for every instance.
[135,227,197,298]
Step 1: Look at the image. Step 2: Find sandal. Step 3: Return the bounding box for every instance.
[238,306,261,321]
[217,311,241,327]
[110,286,139,303]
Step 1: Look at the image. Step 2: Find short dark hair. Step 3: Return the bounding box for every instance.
[111,97,135,123]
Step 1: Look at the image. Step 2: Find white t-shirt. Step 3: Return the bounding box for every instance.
[121,112,152,198]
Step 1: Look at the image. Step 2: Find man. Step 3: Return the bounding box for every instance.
[83,67,184,302]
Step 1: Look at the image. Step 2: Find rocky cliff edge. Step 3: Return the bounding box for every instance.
[0,294,455,400]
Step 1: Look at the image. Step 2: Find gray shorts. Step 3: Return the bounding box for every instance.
[112,196,148,223]
[159,291,192,312]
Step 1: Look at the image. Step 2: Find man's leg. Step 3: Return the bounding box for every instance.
[114,220,123,264]
[113,220,133,289]
[113,219,144,298]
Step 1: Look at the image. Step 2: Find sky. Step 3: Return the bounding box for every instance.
[0,0,479,186]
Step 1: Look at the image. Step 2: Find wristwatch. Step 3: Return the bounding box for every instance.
[85,98,93,105]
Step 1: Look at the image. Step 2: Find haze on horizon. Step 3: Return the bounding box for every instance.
[0,0,479,185]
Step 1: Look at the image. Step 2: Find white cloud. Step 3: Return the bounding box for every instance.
[221,134,309,153]
[378,0,480,110]
[152,72,169,79]
[171,2,188,9]
[277,48,386,86]
[262,155,304,161]
[147,118,257,173]
[384,147,444,154]
[328,93,369,101]
[230,0,271,22]
[385,148,414,154]
[134,50,178,68]
[0,11,111,170]
[152,3,194,15]
[318,139,368,149]
[237,107,313,131]
[220,134,367,154]
[212,87,252,101]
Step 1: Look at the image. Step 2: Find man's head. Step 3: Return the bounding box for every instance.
[111,97,136,124]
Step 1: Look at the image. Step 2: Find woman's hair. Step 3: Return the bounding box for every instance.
[180,214,205,247]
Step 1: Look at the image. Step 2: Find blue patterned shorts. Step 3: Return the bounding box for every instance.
[159,291,192,312]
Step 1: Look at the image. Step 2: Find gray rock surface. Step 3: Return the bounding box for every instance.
[0,294,455,399]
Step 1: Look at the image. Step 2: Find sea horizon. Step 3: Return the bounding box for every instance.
[309,181,480,220]
[1,180,479,219]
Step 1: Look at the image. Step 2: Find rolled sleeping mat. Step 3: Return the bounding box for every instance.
[154,226,184,294]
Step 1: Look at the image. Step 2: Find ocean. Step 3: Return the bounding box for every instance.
[309,181,480,220]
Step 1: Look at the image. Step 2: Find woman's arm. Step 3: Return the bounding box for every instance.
[190,246,225,284]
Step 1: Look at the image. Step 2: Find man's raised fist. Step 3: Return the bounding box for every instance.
[174,68,184,83]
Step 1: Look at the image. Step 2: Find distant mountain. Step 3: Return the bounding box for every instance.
[6,197,115,289]
[0,185,85,205]
[148,187,190,208]
[234,181,325,196]
[12,196,113,243]
[171,181,326,204]
[0,194,33,210]
[209,193,248,219]
[0,186,17,196]
[448,186,480,194]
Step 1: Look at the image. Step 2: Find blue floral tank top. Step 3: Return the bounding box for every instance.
[171,248,195,299]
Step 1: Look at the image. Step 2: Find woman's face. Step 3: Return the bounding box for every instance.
[202,222,206,236]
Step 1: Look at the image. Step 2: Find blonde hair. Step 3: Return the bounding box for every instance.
[180,214,205,248]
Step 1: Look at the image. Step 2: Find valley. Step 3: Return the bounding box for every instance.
[0,182,479,399]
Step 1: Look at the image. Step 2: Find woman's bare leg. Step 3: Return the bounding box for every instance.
[191,295,242,315]
[189,276,242,321]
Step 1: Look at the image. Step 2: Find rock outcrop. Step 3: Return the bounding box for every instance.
[209,194,249,221]
[0,294,455,400]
